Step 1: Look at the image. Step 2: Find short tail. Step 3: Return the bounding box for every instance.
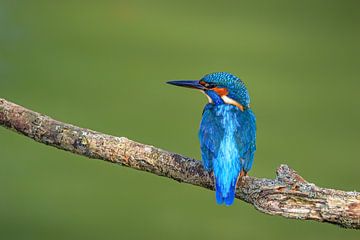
[215,181,236,206]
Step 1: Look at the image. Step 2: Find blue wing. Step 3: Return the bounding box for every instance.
[235,109,256,173]
[198,104,224,171]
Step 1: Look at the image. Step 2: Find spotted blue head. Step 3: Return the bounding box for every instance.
[167,72,250,111]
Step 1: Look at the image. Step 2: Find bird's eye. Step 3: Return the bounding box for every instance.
[199,80,216,89]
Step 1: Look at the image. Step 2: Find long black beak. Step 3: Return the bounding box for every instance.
[166,80,206,90]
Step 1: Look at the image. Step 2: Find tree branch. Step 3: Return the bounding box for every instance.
[0,98,359,229]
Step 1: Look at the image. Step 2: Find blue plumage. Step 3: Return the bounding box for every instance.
[200,103,255,205]
[167,72,256,206]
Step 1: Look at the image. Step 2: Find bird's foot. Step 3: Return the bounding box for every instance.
[236,170,247,188]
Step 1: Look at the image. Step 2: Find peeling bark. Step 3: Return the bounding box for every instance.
[0,98,359,229]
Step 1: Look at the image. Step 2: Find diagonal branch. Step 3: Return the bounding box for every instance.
[0,98,359,229]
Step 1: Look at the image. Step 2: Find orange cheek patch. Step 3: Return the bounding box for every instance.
[213,87,228,96]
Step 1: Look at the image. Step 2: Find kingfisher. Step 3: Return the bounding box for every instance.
[167,72,256,206]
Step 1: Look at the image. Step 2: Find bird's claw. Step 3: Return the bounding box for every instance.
[236,170,247,188]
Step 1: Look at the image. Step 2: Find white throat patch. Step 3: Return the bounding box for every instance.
[201,90,213,103]
[221,95,244,111]
[201,90,245,111]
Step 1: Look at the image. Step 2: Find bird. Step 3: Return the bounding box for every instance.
[167,72,256,206]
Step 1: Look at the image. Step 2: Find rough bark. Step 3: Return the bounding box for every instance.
[0,98,359,229]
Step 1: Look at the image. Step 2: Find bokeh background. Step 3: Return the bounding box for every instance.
[1,1,359,239]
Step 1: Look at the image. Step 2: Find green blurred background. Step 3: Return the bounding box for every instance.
[1,0,359,239]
